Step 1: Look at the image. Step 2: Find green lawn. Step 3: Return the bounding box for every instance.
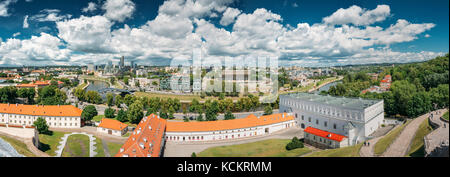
[38,131,68,156]
[305,143,363,157]
[374,120,411,155]
[0,135,36,157]
[407,118,433,157]
[443,111,449,121]
[197,139,312,157]
[62,134,90,157]
[107,142,124,156]
[93,115,105,122]
[122,132,130,137]
[94,137,105,157]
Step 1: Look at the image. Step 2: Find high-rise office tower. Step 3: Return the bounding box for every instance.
[120,56,125,69]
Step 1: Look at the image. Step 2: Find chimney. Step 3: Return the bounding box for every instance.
[120,148,124,152]
[16,103,18,106]
[139,143,145,149]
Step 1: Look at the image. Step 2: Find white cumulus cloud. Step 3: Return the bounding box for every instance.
[102,0,135,22]
[323,5,390,26]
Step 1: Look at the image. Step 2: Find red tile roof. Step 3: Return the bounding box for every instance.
[115,114,167,157]
[304,127,347,142]
[98,118,128,131]
[166,113,294,132]
[0,103,82,117]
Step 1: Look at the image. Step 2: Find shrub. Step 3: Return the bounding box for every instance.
[105,108,116,118]
[286,137,304,151]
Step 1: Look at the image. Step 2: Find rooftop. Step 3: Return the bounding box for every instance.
[98,118,128,131]
[115,114,167,157]
[0,103,82,117]
[282,92,382,110]
[304,126,347,142]
[166,113,294,132]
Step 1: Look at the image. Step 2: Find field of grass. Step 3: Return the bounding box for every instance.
[38,131,68,156]
[197,139,311,157]
[374,120,411,155]
[62,134,90,157]
[107,142,124,156]
[407,118,433,157]
[0,135,36,157]
[94,137,105,157]
[443,111,449,121]
[93,115,106,122]
[305,143,363,157]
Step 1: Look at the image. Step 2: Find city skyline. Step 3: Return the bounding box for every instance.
[0,0,448,67]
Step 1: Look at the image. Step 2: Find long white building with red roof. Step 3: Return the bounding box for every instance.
[0,103,82,128]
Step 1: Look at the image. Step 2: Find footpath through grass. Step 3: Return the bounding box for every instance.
[305,143,363,157]
[94,137,105,157]
[197,139,311,157]
[374,120,411,155]
[407,118,433,157]
[38,131,68,156]
[62,134,90,157]
[0,135,36,157]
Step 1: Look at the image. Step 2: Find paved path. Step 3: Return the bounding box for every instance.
[424,109,449,157]
[359,124,400,157]
[382,111,436,157]
[50,127,127,144]
[102,139,111,157]
[55,132,97,157]
[164,127,303,157]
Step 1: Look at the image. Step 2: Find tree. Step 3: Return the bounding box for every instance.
[116,109,127,122]
[264,105,273,115]
[115,95,123,108]
[191,152,197,157]
[85,91,102,104]
[196,111,204,121]
[81,105,98,123]
[33,117,50,134]
[286,137,304,150]
[128,101,144,124]
[106,93,114,107]
[37,85,66,105]
[224,110,235,120]
[105,107,116,118]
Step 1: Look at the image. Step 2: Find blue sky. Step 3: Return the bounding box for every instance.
[0,0,448,66]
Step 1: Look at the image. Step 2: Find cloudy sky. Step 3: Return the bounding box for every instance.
[0,0,448,67]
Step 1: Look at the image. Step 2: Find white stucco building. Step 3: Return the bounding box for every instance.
[0,103,82,128]
[165,113,295,142]
[97,118,128,136]
[279,93,384,147]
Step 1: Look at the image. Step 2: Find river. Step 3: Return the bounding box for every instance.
[314,81,342,93]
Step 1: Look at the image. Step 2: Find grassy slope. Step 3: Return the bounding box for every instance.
[407,118,433,157]
[62,134,90,157]
[443,111,449,121]
[38,131,68,156]
[374,120,411,155]
[0,135,36,157]
[198,139,311,157]
[305,143,364,157]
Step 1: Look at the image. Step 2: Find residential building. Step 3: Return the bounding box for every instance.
[97,118,128,136]
[0,103,82,128]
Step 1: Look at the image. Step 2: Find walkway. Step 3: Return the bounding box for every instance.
[102,139,111,157]
[50,127,127,144]
[381,110,441,157]
[424,109,449,157]
[359,124,400,157]
[55,132,97,157]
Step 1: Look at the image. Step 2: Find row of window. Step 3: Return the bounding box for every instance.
[305,133,335,146]
[1,119,78,127]
[283,100,363,120]
[0,114,77,121]
[168,132,258,141]
[296,114,342,130]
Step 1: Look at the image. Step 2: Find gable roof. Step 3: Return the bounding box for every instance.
[0,104,82,117]
[304,126,347,142]
[115,114,167,157]
[166,113,294,132]
[98,118,128,131]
